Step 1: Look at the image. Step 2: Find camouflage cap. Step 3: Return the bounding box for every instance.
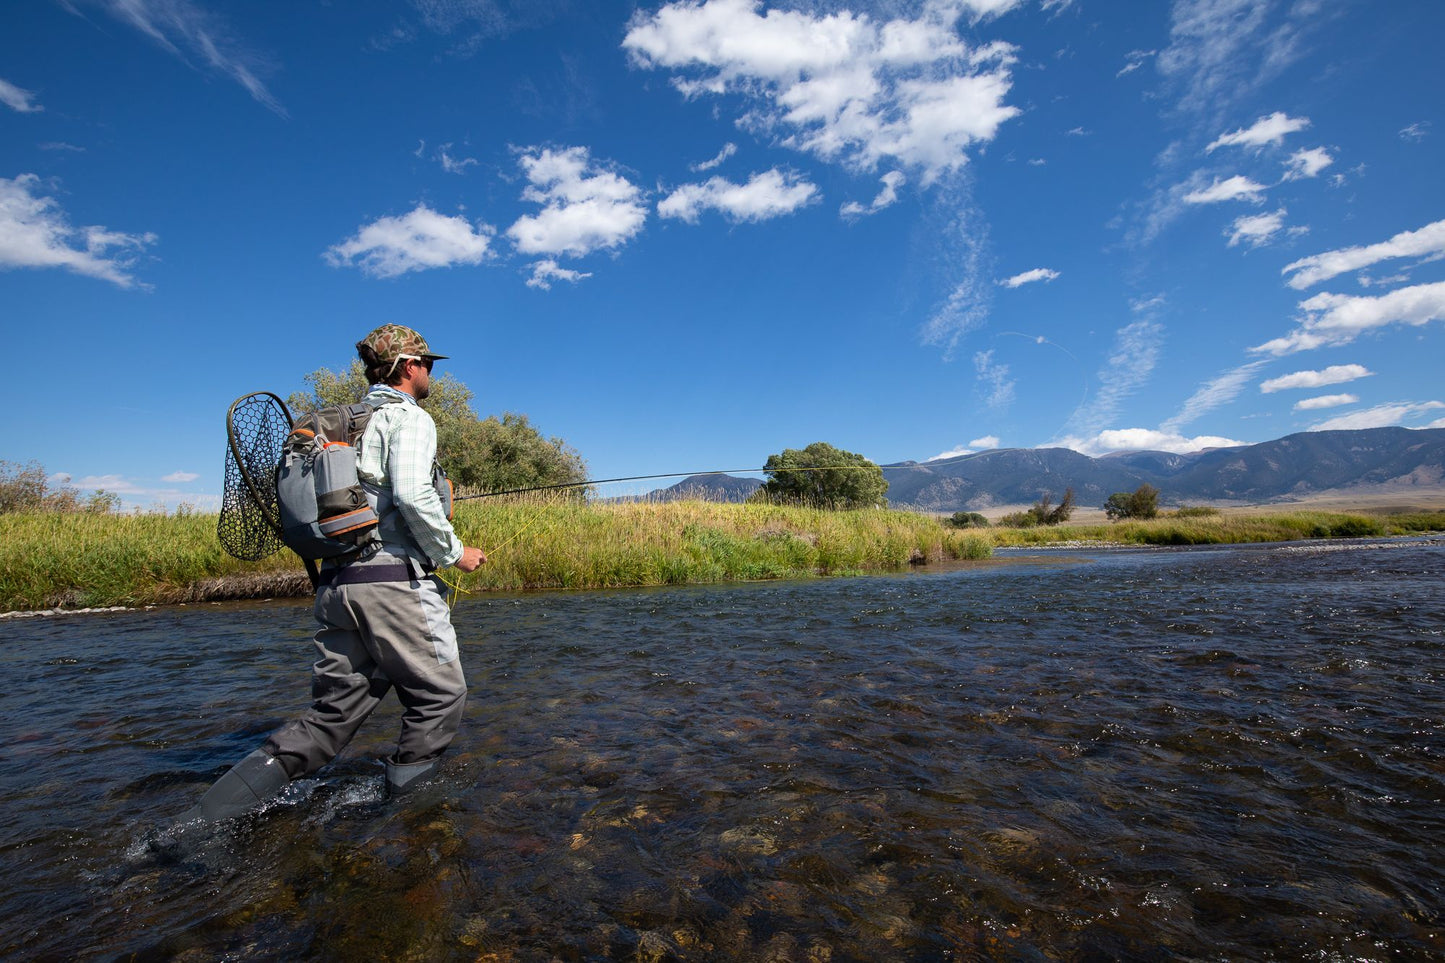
[356,323,448,363]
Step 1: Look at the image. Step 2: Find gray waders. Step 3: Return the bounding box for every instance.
[182,551,464,823]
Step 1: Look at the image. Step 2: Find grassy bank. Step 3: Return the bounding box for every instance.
[0,499,991,612]
[988,508,1445,547]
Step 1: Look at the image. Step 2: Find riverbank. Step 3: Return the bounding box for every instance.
[3,501,1441,614]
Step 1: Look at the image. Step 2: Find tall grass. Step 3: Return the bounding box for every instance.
[988,509,1445,547]
[0,499,990,612]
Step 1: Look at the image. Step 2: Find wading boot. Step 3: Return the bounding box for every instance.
[180,749,290,824]
[385,757,440,797]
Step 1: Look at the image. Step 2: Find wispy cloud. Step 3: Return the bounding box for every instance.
[525,259,592,290]
[1226,207,1304,248]
[325,204,495,278]
[1399,121,1431,142]
[0,77,42,113]
[1183,174,1267,204]
[1161,359,1269,432]
[0,174,157,288]
[1281,217,1445,289]
[507,146,648,257]
[1205,110,1309,152]
[65,0,284,114]
[1117,49,1155,77]
[1308,401,1445,432]
[1281,146,1332,181]
[1055,308,1165,443]
[659,169,818,223]
[691,142,737,172]
[623,0,1022,182]
[1259,363,1372,393]
[973,349,1015,409]
[998,267,1059,288]
[1252,281,1445,356]
[161,470,200,483]
[920,177,994,355]
[840,171,905,219]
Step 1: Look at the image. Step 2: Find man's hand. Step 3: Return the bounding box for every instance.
[454,546,487,573]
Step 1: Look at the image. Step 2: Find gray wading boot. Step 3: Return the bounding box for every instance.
[180,749,290,824]
[385,757,440,797]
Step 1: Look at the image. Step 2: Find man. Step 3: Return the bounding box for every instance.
[184,324,486,823]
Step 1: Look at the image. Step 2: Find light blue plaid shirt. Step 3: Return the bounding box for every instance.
[357,385,464,569]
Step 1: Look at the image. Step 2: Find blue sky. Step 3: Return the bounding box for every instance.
[2,0,1443,510]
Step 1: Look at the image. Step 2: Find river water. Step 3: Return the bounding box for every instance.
[2,539,1442,961]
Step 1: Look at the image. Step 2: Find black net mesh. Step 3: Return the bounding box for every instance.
[218,392,292,561]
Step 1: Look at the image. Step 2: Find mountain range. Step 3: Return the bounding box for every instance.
[650,428,1445,511]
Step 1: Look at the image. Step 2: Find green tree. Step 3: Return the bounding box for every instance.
[0,460,119,514]
[287,362,588,497]
[946,511,990,528]
[1104,483,1159,520]
[755,442,888,509]
[1002,488,1075,527]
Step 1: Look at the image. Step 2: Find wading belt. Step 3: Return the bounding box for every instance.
[318,556,432,587]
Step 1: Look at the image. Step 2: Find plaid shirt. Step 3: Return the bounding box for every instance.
[357,385,464,569]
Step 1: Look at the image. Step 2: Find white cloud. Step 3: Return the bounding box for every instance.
[1293,393,1357,411]
[1259,364,1372,393]
[659,168,817,223]
[921,190,993,354]
[1205,110,1309,152]
[1057,428,1244,457]
[525,259,592,290]
[0,78,42,113]
[1056,315,1165,442]
[998,267,1059,288]
[161,471,201,483]
[1226,207,1303,248]
[0,174,157,288]
[1117,49,1155,77]
[840,170,905,218]
[1161,359,1269,432]
[691,142,738,172]
[1399,121,1431,142]
[437,143,478,174]
[65,0,284,114]
[1252,281,1445,355]
[973,349,1014,409]
[970,435,1000,449]
[1308,401,1445,432]
[507,146,647,257]
[623,0,1021,182]
[1281,146,1332,180]
[325,204,495,278]
[1282,217,1445,289]
[1183,174,1267,204]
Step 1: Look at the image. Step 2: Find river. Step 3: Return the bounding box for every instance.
[2,539,1442,961]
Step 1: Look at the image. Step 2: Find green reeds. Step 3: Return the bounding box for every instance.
[0,499,991,612]
[987,509,1445,548]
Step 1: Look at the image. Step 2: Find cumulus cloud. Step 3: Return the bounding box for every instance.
[507,146,648,257]
[998,267,1059,288]
[1058,428,1245,457]
[1252,281,1445,355]
[1205,111,1309,152]
[1183,174,1267,204]
[659,168,818,223]
[1259,364,1372,393]
[623,0,1022,182]
[1309,401,1445,432]
[64,0,284,114]
[1282,217,1445,289]
[926,435,1001,461]
[973,349,1014,409]
[525,259,592,290]
[840,170,905,218]
[691,142,738,172]
[1281,146,1333,180]
[0,78,42,113]
[325,204,495,278]
[1293,393,1356,411]
[1161,359,1269,433]
[0,174,157,288]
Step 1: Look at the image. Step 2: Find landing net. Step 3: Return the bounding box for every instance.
[218,391,292,561]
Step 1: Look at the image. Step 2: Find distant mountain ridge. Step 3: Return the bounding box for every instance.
[649,428,1445,511]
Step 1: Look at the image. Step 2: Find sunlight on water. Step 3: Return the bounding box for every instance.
[2,539,1443,960]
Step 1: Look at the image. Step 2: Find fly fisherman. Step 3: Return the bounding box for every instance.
[183,324,487,823]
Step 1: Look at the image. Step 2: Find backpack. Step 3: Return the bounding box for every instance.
[276,399,453,561]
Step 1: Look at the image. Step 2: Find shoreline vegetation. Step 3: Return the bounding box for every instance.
[2,499,1443,614]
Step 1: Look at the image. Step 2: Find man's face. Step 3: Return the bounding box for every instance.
[411,357,433,400]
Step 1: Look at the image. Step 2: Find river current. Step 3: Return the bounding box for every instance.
[1,539,1442,961]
